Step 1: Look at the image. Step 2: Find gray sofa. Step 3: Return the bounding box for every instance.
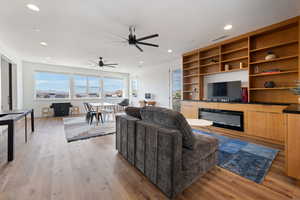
[116,106,218,199]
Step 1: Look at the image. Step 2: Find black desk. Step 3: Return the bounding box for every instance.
[0,109,34,162]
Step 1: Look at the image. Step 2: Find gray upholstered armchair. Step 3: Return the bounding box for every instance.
[116,106,218,199]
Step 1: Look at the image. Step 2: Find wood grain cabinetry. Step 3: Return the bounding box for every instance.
[181,101,198,118]
[247,111,285,142]
[285,114,300,180]
[182,16,300,104]
[181,101,286,144]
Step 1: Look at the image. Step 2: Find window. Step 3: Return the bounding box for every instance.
[74,76,101,98]
[103,77,124,98]
[87,77,101,98]
[35,72,70,99]
[131,79,138,97]
[34,71,127,100]
[74,75,88,98]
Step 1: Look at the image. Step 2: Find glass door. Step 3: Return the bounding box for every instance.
[170,69,182,111]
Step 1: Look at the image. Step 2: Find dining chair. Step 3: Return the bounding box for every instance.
[100,104,116,122]
[83,103,103,124]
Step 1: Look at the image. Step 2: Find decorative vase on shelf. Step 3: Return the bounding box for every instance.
[242,87,248,103]
[265,51,277,60]
[264,81,276,88]
[225,64,230,71]
[239,62,243,69]
[254,65,259,74]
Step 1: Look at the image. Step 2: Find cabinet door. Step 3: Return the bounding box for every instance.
[266,113,285,142]
[286,114,300,179]
[247,111,285,142]
[247,111,268,138]
[181,102,198,119]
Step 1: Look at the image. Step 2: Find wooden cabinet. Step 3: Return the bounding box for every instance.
[181,101,287,144]
[181,102,198,119]
[247,111,285,142]
[247,111,268,138]
[286,114,300,180]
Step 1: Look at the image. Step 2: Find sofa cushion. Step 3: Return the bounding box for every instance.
[140,106,195,149]
[125,107,142,119]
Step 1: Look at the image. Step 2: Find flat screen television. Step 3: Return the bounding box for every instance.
[207,81,242,101]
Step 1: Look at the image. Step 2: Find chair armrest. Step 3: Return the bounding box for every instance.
[183,133,218,163]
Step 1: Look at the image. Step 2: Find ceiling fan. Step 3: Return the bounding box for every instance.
[123,26,159,52]
[90,57,118,68]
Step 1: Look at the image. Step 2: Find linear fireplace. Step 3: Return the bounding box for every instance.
[199,108,244,131]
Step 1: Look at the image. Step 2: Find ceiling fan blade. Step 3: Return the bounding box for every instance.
[136,41,159,47]
[136,34,159,41]
[104,63,118,66]
[135,44,144,52]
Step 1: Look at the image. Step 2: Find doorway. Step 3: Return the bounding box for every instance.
[1,57,15,110]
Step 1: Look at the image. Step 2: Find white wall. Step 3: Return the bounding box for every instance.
[130,59,181,108]
[203,70,249,98]
[22,61,129,117]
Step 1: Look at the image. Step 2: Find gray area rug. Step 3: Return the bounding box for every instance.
[63,117,115,142]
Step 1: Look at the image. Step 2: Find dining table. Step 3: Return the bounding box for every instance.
[89,102,117,124]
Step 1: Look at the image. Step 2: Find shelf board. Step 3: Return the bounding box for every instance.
[200,54,219,60]
[250,40,299,53]
[200,67,248,76]
[221,56,248,63]
[220,68,248,73]
[221,47,248,55]
[250,55,298,65]
[183,66,198,71]
[183,59,199,65]
[183,82,199,85]
[250,70,298,77]
[249,87,294,91]
[200,71,220,76]
[200,62,220,68]
[183,74,199,78]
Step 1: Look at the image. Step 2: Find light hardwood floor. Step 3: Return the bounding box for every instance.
[0,118,300,200]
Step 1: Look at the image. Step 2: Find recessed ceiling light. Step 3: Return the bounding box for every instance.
[168,49,173,53]
[224,24,233,30]
[40,42,48,46]
[139,61,144,64]
[27,4,40,12]
[33,28,40,32]
[45,57,51,60]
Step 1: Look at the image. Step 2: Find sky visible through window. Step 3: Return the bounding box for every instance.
[35,72,124,98]
[36,72,70,92]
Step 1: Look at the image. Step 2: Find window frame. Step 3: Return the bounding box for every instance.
[34,70,127,101]
[34,71,71,100]
[102,76,125,99]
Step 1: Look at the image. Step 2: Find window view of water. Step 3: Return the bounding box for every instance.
[35,72,124,99]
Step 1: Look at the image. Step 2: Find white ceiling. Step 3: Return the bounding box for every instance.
[0,0,299,73]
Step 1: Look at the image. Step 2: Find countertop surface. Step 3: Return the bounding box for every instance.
[182,100,290,106]
[283,104,300,114]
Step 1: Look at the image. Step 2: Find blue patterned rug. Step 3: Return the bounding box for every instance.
[193,129,279,183]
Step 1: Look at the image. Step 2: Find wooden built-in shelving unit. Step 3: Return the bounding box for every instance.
[182,16,300,103]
